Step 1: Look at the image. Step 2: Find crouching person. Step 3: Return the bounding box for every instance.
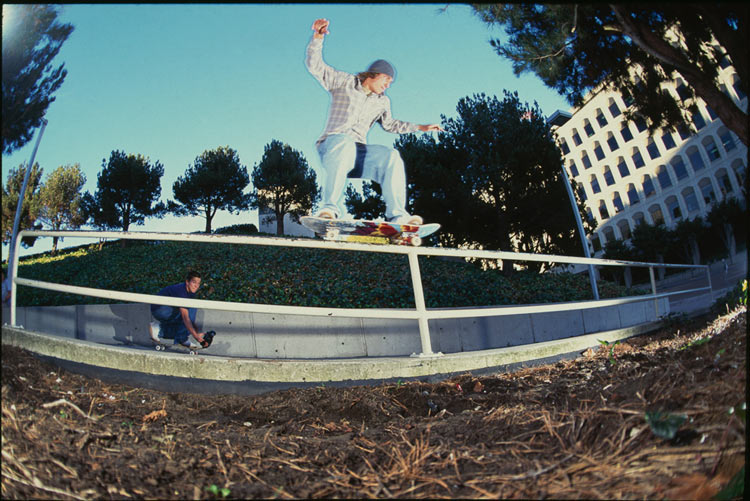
[149,270,212,349]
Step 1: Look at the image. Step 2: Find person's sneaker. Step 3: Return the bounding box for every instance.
[149,322,162,343]
[315,208,337,219]
[389,214,423,226]
[180,340,200,350]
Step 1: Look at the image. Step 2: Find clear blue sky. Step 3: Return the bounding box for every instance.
[2,3,571,260]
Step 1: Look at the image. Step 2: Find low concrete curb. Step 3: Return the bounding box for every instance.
[3,321,660,394]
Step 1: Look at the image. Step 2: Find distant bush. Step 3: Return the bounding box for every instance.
[214,224,258,235]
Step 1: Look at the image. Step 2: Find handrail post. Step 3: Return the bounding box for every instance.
[406,249,438,357]
[649,266,658,318]
[9,230,24,327]
[705,264,713,298]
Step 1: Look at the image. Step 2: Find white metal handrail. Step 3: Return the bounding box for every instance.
[9,229,712,357]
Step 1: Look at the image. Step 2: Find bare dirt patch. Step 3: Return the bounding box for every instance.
[2,308,745,499]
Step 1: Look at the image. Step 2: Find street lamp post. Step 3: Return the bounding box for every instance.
[7,119,48,279]
[560,164,600,300]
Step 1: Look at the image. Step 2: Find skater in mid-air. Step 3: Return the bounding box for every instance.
[305,17,443,224]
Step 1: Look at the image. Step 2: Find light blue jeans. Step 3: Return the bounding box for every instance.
[151,305,196,345]
[316,134,409,220]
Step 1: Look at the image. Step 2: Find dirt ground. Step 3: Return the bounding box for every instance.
[2,307,746,500]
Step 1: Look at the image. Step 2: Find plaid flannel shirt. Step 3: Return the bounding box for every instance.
[306,37,419,145]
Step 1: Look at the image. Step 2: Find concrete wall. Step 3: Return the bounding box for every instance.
[2,296,669,359]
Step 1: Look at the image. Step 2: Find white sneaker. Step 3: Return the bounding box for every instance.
[181,340,200,349]
[389,214,423,225]
[149,322,162,342]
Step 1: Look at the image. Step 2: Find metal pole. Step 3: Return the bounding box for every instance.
[406,249,439,357]
[560,165,599,300]
[7,119,48,280]
[649,266,658,317]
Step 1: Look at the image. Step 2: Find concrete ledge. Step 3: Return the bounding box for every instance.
[2,321,660,387]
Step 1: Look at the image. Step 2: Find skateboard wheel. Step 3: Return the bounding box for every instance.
[409,236,422,247]
[325,229,339,239]
[189,350,198,355]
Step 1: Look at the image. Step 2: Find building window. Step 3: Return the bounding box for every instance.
[649,204,664,225]
[646,138,661,160]
[559,138,570,155]
[731,159,746,187]
[683,188,700,213]
[692,110,707,130]
[599,200,609,220]
[632,212,645,227]
[612,192,625,213]
[602,226,616,244]
[620,123,634,142]
[572,129,582,146]
[666,196,682,220]
[716,170,733,196]
[627,184,640,205]
[603,166,615,186]
[703,136,721,162]
[719,53,732,69]
[687,146,706,171]
[581,152,592,169]
[661,131,676,150]
[642,175,656,198]
[568,160,579,178]
[617,157,630,178]
[656,165,672,190]
[677,123,691,140]
[699,179,716,204]
[608,98,621,118]
[607,132,619,152]
[705,105,718,120]
[594,142,605,161]
[676,82,691,101]
[718,127,737,152]
[631,148,645,169]
[590,175,601,194]
[618,220,631,240]
[596,108,608,127]
[583,119,595,137]
[591,234,602,253]
[671,156,689,181]
[634,116,647,133]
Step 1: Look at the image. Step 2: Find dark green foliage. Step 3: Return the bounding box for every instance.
[2,5,74,154]
[14,240,644,309]
[345,181,386,220]
[170,146,251,233]
[81,150,167,232]
[213,224,258,236]
[1,163,43,248]
[644,410,688,440]
[396,91,582,274]
[249,140,320,236]
[471,4,748,144]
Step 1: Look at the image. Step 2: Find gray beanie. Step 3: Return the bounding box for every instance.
[366,59,395,79]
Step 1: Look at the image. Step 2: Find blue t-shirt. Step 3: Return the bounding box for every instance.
[150,282,195,313]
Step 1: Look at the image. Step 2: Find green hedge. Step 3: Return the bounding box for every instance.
[14,240,646,309]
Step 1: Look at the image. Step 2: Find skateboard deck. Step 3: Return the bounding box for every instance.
[151,330,216,355]
[300,216,440,246]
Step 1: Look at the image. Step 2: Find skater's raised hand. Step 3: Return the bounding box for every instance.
[312,18,330,39]
[418,124,444,132]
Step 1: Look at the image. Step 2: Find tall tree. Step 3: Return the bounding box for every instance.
[345,181,386,220]
[2,4,74,154]
[249,140,319,236]
[169,146,250,233]
[472,4,748,144]
[81,150,166,232]
[37,163,86,254]
[672,216,707,265]
[396,91,581,275]
[1,163,43,248]
[629,221,675,280]
[705,196,744,262]
[602,238,634,288]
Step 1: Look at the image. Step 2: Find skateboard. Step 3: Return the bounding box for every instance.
[300,216,440,246]
[152,330,216,355]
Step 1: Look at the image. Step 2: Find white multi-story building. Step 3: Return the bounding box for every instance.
[548,62,746,256]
